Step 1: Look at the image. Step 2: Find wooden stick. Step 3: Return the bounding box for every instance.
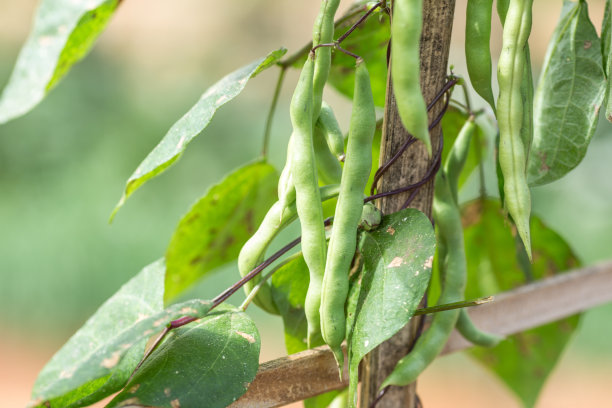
[230,260,612,408]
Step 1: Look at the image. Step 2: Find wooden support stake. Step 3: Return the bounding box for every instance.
[230,260,612,408]
[360,0,456,406]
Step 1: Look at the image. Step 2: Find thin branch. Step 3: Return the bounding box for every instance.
[262,67,286,158]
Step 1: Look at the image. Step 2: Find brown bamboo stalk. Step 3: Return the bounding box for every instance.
[358,0,456,406]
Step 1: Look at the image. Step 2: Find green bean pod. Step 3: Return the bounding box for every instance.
[456,309,503,347]
[392,0,431,154]
[496,0,533,260]
[466,0,496,110]
[312,0,341,120]
[382,171,463,387]
[278,133,296,216]
[443,117,503,347]
[321,58,376,369]
[443,117,475,205]
[238,184,341,314]
[314,122,343,185]
[318,100,346,160]
[290,55,328,346]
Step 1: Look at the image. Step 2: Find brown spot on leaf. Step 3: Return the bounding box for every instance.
[153,317,166,327]
[584,40,592,49]
[129,384,140,393]
[245,209,255,235]
[164,387,172,396]
[101,351,121,368]
[387,257,403,268]
[423,256,433,269]
[236,331,256,343]
[538,152,549,172]
[190,255,204,266]
[386,226,395,235]
[180,307,197,314]
[171,399,181,408]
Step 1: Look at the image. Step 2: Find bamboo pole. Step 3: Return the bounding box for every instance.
[358,0,456,406]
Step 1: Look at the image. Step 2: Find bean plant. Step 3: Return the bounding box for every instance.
[1,0,608,407]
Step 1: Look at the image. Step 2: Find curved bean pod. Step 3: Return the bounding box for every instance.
[443,116,475,205]
[392,0,431,154]
[321,58,376,369]
[318,100,346,160]
[314,122,343,185]
[456,309,503,347]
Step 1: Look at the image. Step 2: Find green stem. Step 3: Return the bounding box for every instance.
[262,67,286,159]
[413,296,493,316]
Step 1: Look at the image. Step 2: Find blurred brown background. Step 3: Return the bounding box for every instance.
[1,0,611,407]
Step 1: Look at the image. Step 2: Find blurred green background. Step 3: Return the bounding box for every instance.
[0,0,611,407]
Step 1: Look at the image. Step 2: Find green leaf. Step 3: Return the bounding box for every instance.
[346,209,436,408]
[0,0,119,124]
[165,161,278,302]
[528,0,605,186]
[462,199,581,407]
[107,305,260,408]
[603,0,612,121]
[28,260,213,408]
[328,6,389,107]
[110,48,287,219]
[270,254,311,354]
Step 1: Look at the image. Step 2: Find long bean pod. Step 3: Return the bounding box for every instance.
[320,58,376,369]
[392,0,431,154]
[444,117,503,347]
[496,0,534,259]
[466,0,496,110]
[290,55,328,346]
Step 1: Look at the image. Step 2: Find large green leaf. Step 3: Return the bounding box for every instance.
[462,199,580,407]
[111,48,286,218]
[107,305,260,408]
[165,160,278,302]
[528,0,605,186]
[603,0,612,121]
[270,253,341,407]
[0,0,119,124]
[28,260,213,408]
[346,209,435,408]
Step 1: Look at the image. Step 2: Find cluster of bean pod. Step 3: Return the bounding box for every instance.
[238,0,378,367]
